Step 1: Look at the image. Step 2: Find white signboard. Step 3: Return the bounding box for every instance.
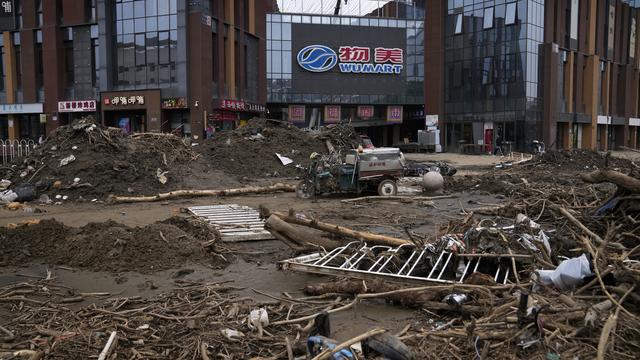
[58,100,97,113]
[0,103,43,114]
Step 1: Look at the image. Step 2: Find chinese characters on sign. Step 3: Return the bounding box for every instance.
[219,99,266,113]
[357,106,374,119]
[58,100,97,113]
[386,106,403,124]
[324,105,341,124]
[368,162,387,168]
[298,44,404,75]
[374,48,403,64]
[339,46,370,63]
[104,96,145,106]
[289,105,306,123]
[0,0,15,31]
[162,97,187,109]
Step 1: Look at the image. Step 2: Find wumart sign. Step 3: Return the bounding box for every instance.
[297,44,403,75]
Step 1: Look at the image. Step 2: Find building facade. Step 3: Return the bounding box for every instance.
[0,0,272,141]
[428,0,640,152]
[266,1,425,147]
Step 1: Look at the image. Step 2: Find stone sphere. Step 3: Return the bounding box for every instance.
[422,171,444,192]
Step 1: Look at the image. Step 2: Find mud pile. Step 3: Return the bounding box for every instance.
[0,217,223,272]
[446,150,635,199]
[201,118,326,178]
[2,117,199,200]
[533,149,632,171]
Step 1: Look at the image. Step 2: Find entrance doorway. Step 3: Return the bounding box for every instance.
[104,110,146,134]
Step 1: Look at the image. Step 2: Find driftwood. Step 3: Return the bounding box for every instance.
[263,208,411,247]
[265,215,343,250]
[107,183,295,204]
[340,195,456,203]
[580,169,640,193]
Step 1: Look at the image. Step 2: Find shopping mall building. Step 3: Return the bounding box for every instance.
[1,0,639,152]
[267,0,640,151]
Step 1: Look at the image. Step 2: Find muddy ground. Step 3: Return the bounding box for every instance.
[0,149,638,359]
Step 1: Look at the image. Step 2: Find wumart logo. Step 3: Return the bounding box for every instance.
[297,44,403,75]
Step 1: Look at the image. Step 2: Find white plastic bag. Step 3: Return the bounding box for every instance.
[535,254,593,291]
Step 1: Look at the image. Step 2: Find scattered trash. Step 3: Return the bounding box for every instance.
[0,179,10,190]
[220,328,244,341]
[38,194,52,204]
[275,153,294,166]
[156,168,168,184]
[534,254,594,291]
[59,155,76,167]
[248,308,269,331]
[443,293,468,306]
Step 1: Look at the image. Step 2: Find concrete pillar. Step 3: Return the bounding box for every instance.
[7,116,19,140]
[225,0,236,98]
[582,55,600,150]
[565,52,574,113]
[3,32,17,140]
[248,0,255,35]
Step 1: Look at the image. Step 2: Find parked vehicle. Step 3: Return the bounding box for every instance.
[296,148,405,198]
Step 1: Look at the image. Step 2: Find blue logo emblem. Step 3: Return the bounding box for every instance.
[297,45,338,72]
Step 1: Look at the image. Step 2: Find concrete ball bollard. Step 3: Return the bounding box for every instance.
[422,171,444,192]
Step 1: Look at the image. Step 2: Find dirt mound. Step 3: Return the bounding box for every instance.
[2,117,199,200]
[0,217,222,272]
[445,152,636,201]
[201,118,327,178]
[534,149,632,170]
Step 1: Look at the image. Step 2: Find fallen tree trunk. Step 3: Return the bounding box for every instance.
[265,215,343,251]
[262,207,412,247]
[580,170,640,193]
[340,195,455,203]
[107,183,295,204]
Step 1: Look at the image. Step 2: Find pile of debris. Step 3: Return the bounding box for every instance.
[201,118,326,178]
[264,162,640,358]
[0,217,226,272]
[446,150,635,199]
[312,123,362,154]
[1,117,199,201]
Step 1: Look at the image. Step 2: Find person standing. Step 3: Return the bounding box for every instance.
[493,134,503,155]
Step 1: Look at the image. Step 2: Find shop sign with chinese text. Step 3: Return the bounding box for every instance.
[386,106,403,124]
[324,105,341,124]
[297,45,403,75]
[58,100,97,113]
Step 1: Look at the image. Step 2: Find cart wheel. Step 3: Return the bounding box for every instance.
[377,179,398,196]
[296,180,314,199]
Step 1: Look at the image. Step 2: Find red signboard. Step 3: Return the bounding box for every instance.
[289,105,306,123]
[358,106,374,119]
[386,106,403,124]
[324,105,341,124]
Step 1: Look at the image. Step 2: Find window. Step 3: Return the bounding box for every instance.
[64,41,74,86]
[35,31,43,90]
[454,14,463,34]
[14,45,21,90]
[114,0,178,87]
[483,7,494,29]
[0,45,4,92]
[15,0,22,29]
[570,0,579,41]
[91,39,99,86]
[36,0,43,27]
[505,3,517,25]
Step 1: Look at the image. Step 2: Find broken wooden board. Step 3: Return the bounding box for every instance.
[188,204,274,242]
